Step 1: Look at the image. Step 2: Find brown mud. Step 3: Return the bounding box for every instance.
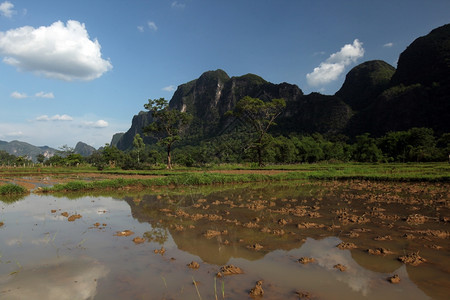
[1,179,449,299]
[123,179,449,299]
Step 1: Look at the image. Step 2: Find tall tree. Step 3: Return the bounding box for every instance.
[143,98,192,169]
[132,133,145,164]
[230,96,286,166]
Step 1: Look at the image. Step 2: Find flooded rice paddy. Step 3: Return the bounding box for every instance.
[0,180,449,299]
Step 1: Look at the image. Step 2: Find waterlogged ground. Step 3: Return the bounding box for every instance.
[0,180,449,299]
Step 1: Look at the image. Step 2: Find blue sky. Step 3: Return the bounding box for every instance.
[0,0,449,149]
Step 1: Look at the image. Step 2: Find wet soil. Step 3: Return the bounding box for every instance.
[125,179,449,299]
[1,179,449,299]
[0,173,162,191]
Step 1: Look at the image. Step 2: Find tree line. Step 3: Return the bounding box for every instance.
[1,96,449,168]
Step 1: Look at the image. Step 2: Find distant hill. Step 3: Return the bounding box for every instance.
[74,141,96,157]
[113,23,449,149]
[346,23,450,136]
[0,140,98,161]
[110,133,125,147]
[115,70,352,150]
[0,140,57,162]
[335,60,396,111]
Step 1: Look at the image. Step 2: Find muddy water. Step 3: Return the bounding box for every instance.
[0,180,448,299]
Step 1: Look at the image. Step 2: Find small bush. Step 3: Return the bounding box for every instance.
[0,184,28,195]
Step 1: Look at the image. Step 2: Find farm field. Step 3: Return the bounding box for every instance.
[0,164,449,299]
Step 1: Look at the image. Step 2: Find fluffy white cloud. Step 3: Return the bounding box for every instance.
[0,1,15,18]
[137,26,144,32]
[383,42,393,48]
[83,120,108,128]
[35,91,54,99]
[36,114,73,121]
[306,39,364,87]
[0,20,112,81]
[147,21,158,31]
[11,91,28,99]
[162,85,176,92]
[171,1,186,9]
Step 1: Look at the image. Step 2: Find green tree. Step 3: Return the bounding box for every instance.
[271,135,297,163]
[45,155,64,166]
[58,145,75,157]
[292,136,324,163]
[143,98,192,169]
[36,153,46,164]
[230,96,286,166]
[352,133,382,162]
[101,144,125,168]
[65,153,84,166]
[0,150,16,165]
[132,133,145,164]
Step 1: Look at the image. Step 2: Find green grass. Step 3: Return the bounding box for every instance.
[36,163,450,193]
[0,183,28,195]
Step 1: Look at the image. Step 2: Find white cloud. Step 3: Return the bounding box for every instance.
[5,131,23,137]
[53,114,73,121]
[11,91,28,99]
[147,21,157,31]
[36,114,73,121]
[383,42,393,48]
[171,1,186,9]
[83,120,108,128]
[137,26,144,32]
[35,91,54,99]
[0,117,127,148]
[162,85,176,92]
[306,39,364,87]
[0,20,112,81]
[0,1,15,18]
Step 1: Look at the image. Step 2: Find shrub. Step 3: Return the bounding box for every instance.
[0,184,28,195]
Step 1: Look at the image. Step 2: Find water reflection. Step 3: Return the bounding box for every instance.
[295,237,425,298]
[0,256,108,300]
[0,181,448,299]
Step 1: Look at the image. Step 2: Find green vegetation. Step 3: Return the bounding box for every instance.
[0,183,28,195]
[143,98,193,169]
[229,96,286,166]
[1,127,449,170]
[36,163,450,193]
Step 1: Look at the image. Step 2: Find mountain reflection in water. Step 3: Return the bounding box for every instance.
[0,180,448,299]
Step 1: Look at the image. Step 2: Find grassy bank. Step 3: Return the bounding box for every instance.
[35,162,450,193]
[0,183,29,195]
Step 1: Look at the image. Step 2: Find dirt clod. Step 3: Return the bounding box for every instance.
[154,247,166,255]
[333,264,346,271]
[405,214,427,225]
[297,257,315,264]
[187,261,200,269]
[367,248,393,255]
[249,280,264,297]
[132,237,145,244]
[67,214,82,222]
[114,230,134,237]
[247,243,263,251]
[336,242,357,250]
[204,229,228,239]
[388,274,400,284]
[398,251,426,266]
[218,265,244,276]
